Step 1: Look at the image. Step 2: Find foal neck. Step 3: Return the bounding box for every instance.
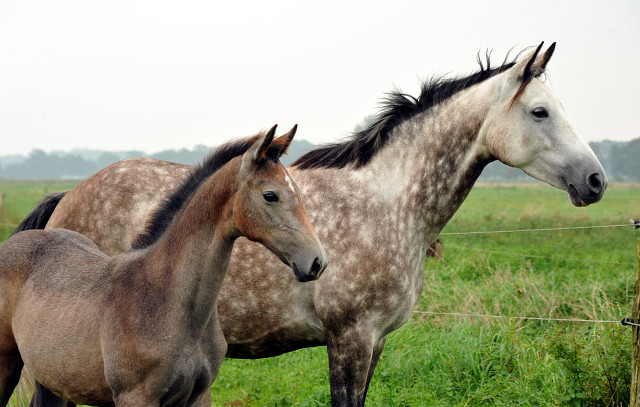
[138,158,241,332]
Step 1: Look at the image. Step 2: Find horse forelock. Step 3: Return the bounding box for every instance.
[292,53,518,171]
[130,132,267,250]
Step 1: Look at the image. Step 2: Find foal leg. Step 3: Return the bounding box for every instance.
[0,350,22,406]
[325,327,377,407]
[28,381,68,407]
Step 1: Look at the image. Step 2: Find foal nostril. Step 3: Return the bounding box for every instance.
[310,257,327,279]
[310,257,321,278]
[587,173,603,194]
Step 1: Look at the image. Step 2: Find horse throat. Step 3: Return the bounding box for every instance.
[139,166,238,336]
[380,93,493,244]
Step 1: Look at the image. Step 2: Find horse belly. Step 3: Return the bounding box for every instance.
[13,291,112,404]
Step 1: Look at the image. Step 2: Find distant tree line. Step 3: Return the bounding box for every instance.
[0,140,317,180]
[0,138,638,181]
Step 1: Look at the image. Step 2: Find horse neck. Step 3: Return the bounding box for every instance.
[141,159,240,332]
[365,84,494,243]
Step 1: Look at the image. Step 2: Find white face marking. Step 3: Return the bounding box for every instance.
[285,173,296,194]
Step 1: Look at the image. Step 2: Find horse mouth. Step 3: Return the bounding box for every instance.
[567,184,589,207]
[292,263,313,283]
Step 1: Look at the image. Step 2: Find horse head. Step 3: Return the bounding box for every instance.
[235,124,328,282]
[482,42,607,206]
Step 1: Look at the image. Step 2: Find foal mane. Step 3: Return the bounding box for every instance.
[131,130,286,250]
[292,53,518,170]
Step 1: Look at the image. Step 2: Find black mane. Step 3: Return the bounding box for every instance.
[292,54,517,170]
[130,135,260,250]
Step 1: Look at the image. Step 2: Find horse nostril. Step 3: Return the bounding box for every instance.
[310,257,322,278]
[310,257,328,279]
[587,173,603,193]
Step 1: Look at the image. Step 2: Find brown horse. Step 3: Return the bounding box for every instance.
[18,43,606,406]
[0,125,327,407]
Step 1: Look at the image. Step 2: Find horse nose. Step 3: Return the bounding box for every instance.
[292,256,328,282]
[309,256,328,280]
[587,172,605,196]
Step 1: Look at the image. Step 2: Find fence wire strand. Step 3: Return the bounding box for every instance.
[418,219,639,328]
[440,222,634,236]
[412,310,628,325]
[445,244,637,266]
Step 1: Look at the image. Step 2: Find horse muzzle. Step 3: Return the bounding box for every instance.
[567,171,607,207]
[292,255,328,282]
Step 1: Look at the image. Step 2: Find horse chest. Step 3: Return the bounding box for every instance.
[287,169,426,331]
[154,350,216,407]
[105,312,225,406]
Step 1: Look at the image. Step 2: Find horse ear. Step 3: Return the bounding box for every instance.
[538,42,556,70]
[512,42,544,81]
[512,42,556,81]
[240,125,277,177]
[271,124,297,158]
[251,124,278,163]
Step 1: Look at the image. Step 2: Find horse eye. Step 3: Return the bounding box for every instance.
[262,192,279,203]
[532,107,549,119]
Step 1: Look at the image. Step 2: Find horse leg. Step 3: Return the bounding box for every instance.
[0,349,22,406]
[112,389,155,407]
[325,327,377,407]
[362,336,386,401]
[28,381,68,407]
[193,390,212,407]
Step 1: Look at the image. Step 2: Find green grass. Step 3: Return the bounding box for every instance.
[0,180,79,242]
[2,181,639,406]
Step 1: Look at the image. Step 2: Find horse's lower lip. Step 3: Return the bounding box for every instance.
[567,184,589,207]
[292,264,311,282]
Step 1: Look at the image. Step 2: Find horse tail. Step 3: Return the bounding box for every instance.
[13,191,67,234]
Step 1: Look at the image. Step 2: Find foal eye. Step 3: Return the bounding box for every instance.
[531,107,549,119]
[262,192,279,203]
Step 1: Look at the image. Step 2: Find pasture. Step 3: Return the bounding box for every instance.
[2,180,639,406]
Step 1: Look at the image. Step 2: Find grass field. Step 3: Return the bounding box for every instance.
[1,180,639,406]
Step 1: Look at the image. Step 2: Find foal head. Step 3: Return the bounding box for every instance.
[235,125,328,282]
[482,42,607,206]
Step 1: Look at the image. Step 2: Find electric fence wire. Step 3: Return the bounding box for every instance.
[439,221,636,236]
[412,310,640,328]
[415,218,640,328]
[445,244,637,266]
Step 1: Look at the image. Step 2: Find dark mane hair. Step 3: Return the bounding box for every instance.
[292,53,517,170]
[131,133,262,250]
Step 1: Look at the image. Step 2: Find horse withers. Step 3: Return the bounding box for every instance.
[0,125,327,407]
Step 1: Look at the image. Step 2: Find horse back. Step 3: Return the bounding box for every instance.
[0,229,107,291]
[46,157,189,255]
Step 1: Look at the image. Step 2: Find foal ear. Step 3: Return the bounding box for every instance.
[250,124,278,163]
[271,124,297,159]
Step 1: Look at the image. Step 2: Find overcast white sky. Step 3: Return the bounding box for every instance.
[1,0,639,156]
